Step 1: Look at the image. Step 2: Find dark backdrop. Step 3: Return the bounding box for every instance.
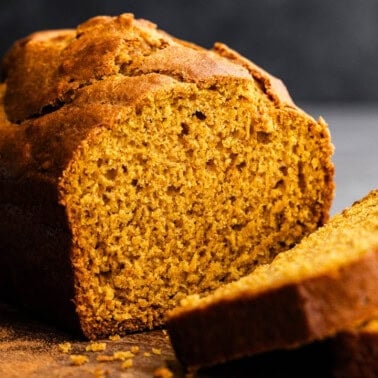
[1,0,377,102]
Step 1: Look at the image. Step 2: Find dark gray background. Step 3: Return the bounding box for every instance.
[1,0,378,102]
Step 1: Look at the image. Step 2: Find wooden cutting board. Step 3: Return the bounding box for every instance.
[0,301,185,377]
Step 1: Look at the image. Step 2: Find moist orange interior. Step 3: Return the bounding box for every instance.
[60,78,332,338]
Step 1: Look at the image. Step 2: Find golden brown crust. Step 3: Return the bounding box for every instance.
[213,42,296,107]
[2,29,76,122]
[0,74,184,183]
[2,14,250,123]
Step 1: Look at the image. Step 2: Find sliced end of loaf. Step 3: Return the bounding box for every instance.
[58,73,333,338]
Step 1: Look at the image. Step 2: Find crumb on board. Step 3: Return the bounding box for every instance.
[121,358,133,369]
[130,345,140,354]
[162,329,167,335]
[69,354,89,366]
[108,334,121,341]
[113,350,134,360]
[86,342,107,352]
[143,352,151,357]
[152,348,162,355]
[58,342,72,354]
[96,355,115,362]
[153,366,174,378]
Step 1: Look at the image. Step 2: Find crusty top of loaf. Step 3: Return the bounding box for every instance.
[0,13,324,192]
[0,74,192,181]
[2,13,293,123]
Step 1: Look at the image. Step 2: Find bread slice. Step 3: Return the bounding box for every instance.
[167,190,378,369]
[328,318,378,378]
[0,14,334,339]
[196,318,378,378]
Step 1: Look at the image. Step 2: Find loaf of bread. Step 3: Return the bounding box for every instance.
[0,14,334,339]
[167,189,378,369]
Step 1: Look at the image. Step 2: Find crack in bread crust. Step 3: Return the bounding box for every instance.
[2,14,250,122]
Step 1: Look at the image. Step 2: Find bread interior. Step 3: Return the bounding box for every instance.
[60,78,331,337]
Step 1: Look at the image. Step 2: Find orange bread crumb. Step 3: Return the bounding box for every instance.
[69,354,89,366]
[121,359,133,369]
[85,342,107,352]
[58,342,72,354]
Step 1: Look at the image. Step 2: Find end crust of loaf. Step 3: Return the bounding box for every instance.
[0,14,334,339]
[167,190,378,369]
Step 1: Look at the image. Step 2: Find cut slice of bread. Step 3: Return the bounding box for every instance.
[167,189,378,369]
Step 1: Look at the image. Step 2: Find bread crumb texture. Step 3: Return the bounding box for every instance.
[0,13,334,339]
[59,15,333,339]
[173,189,378,312]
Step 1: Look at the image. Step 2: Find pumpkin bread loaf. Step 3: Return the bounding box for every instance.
[167,190,378,369]
[0,14,334,339]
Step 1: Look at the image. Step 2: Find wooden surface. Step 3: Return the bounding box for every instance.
[1,105,377,377]
[0,302,185,378]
